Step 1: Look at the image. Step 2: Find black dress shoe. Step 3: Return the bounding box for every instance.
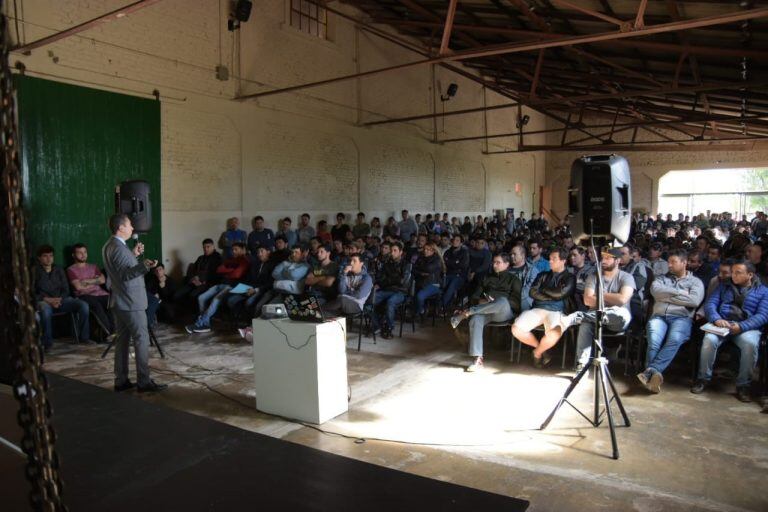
[137,380,168,393]
[114,380,135,392]
[736,386,751,403]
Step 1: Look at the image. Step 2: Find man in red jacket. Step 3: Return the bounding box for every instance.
[186,242,250,333]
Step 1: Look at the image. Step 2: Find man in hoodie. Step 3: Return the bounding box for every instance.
[638,249,705,394]
[186,242,250,333]
[512,247,576,368]
[692,260,768,402]
[372,242,411,338]
[450,253,522,372]
[323,254,373,316]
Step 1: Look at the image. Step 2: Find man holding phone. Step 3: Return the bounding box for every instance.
[102,214,166,393]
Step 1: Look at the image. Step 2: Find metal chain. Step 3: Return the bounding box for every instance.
[0,3,67,510]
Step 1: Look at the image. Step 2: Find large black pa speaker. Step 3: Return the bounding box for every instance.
[568,155,631,243]
[115,180,152,233]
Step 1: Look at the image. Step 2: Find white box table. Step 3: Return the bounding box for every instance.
[252,317,348,424]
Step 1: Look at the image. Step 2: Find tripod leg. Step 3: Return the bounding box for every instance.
[540,361,591,430]
[598,363,620,460]
[149,327,165,359]
[603,363,631,427]
[593,359,601,427]
[101,340,114,359]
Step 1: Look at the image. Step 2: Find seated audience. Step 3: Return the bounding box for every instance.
[331,212,351,242]
[186,242,249,333]
[638,250,704,394]
[34,245,90,348]
[305,244,339,304]
[247,215,275,253]
[468,238,491,287]
[412,242,444,316]
[509,245,539,311]
[270,236,290,265]
[372,242,411,339]
[227,246,274,318]
[528,238,550,273]
[352,212,371,238]
[383,216,400,239]
[688,250,714,288]
[271,245,311,296]
[174,239,222,305]
[398,209,418,244]
[145,263,177,323]
[322,254,373,316]
[568,246,595,311]
[692,260,767,402]
[441,234,469,309]
[218,217,247,259]
[648,242,669,276]
[511,247,576,368]
[276,217,298,248]
[297,213,315,244]
[316,220,332,244]
[450,253,521,372]
[67,242,112,336]
[572,248,636,370]
[370,217,383,239]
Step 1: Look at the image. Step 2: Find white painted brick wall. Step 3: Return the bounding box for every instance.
[10,0,547,273]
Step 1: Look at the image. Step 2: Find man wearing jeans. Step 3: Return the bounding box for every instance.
[572,248,635,370]
[441,234,469,310]
[450,253,522,372]
[692,260,768,402]
[372,242,411,339]
[33,245,90,349]
[186,242,250,334]
[638,249,704,394]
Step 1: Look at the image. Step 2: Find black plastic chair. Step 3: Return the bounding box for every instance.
[398,281,417,338]
[52,310,80,344]
[353,288,376,351]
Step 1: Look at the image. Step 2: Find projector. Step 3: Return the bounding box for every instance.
[261,303,288,319]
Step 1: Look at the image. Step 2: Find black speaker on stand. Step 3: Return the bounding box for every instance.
[115,180,152,233]
[568,154,631,243]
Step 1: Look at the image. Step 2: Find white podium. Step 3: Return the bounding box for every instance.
[252,317,348,424]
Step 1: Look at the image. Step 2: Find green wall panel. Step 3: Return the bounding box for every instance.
[17,76,161,267]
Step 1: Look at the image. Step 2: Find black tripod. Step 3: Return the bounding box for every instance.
[539,230,630,460]
[101,325,165,359]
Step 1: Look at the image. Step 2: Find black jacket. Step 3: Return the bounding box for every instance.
[444,246,470,276]
[413,254,442,289]
[377,257,412,293]
[471,271,522,314]
[188,252,223,284]
[529,270,576,311]
[244,257,275,290]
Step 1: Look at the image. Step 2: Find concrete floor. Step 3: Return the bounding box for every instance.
[42,320,768,512]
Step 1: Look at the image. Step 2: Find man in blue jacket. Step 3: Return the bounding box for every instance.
[692,260,768,402]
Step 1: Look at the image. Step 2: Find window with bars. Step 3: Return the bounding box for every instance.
[290,0,328,39]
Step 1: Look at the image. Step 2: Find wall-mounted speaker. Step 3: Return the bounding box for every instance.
[115,180,152,233]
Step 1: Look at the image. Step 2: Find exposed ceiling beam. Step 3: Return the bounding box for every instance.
[362,79,768,127]
[485,140,764,153]
[13,0,163,53]
[439,0,458,55]
[371,18,768,59]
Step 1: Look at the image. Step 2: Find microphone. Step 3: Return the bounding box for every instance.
[131,233,143,259]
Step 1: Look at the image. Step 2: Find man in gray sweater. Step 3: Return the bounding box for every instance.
[638,249,705,394]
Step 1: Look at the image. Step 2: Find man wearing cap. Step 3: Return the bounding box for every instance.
[568,247,636,370]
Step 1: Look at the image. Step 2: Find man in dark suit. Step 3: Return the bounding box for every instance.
[102,214,166,393]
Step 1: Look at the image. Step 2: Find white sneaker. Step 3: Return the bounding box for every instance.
[466,357,484,373]
[561,311,584,330]
[450,314,463,329]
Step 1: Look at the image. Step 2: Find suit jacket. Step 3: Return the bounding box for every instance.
[102,236,149,311]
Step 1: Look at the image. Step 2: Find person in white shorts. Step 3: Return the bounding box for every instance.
[512,247,576,368]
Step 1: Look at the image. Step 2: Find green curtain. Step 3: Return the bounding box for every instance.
[16,75,161,267]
